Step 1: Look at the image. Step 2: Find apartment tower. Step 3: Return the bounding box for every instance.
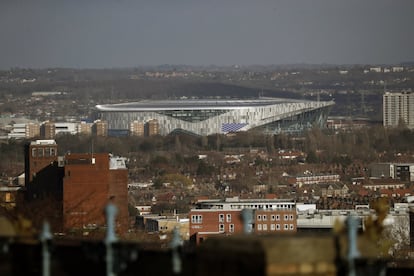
[383,92,414,129]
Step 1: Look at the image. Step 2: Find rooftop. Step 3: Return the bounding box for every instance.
[96,97,332,111]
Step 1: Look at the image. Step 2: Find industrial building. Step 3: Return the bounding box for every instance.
[23,139,129,234]
[95,97,334,136]
[63,152,128,232]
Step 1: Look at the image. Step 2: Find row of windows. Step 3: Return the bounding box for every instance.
[31,147,57,158]
[191,214,295,224]
[191,215,202,224]
[257,214,294,221]
[219,224,234,233]
[257,223,295,231]
[219,214,232,223]
[229,204,295,210]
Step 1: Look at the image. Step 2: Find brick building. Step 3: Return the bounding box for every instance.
[24,139,58,184]
[24,139,63,230]
[23,140,128,234]
[189,197,297,244]
[63,153,128,233]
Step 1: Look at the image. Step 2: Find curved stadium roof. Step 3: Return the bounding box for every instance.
[95,98,311,111]
[95,97,335,135]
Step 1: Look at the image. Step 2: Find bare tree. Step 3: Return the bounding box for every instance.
[381,215,410,258]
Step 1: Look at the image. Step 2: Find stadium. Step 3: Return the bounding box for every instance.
[95,98,334,136]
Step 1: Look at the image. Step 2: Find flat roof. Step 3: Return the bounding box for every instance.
[30,139,56,145]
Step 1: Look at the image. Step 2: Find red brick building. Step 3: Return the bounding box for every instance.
[189,198,297,244]
[25,139,58,184]
[63,153,128,233]
[23,140,129,234]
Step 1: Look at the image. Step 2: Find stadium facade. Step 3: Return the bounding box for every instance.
[95,98,334,136]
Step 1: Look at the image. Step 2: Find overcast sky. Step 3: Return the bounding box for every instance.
[1,0,413,69]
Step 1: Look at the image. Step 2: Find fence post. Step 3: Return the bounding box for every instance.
[105,200,118,276]
[347,216,360,276]
[170,227,183,274]
[40,221,52,276]
[241,209,254,234]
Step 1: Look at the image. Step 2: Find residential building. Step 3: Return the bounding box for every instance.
[189,197,297,244]
[78,121,92,135]
[146,119,159,136]
[92,120,108,137]
[40,121,56,139]
[130,121,145,136]
[370,163,414,182]
[383,92,414,129]
[287,173,340,187]
[25,123,40,138]
[320,183,349,198]
[363,179,406,191]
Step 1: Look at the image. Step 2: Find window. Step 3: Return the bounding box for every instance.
[284,224,289,230]
[5,192,11,203]
[262,215,267,221]
[289,215,294,221]
[284,215,289,221]
[219,214,224,222]
[226,214,232,223]
[271,215,275,221]
[290,224,294,230]
[276,224,280,230]
[276,215,280,221]
[191,215,203,224]
[219,224,224,233]
[229,224,234,233]
[263,224,267,231]
[257,215,262,221]
[270,224,275,231]
[257,224,262,231]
